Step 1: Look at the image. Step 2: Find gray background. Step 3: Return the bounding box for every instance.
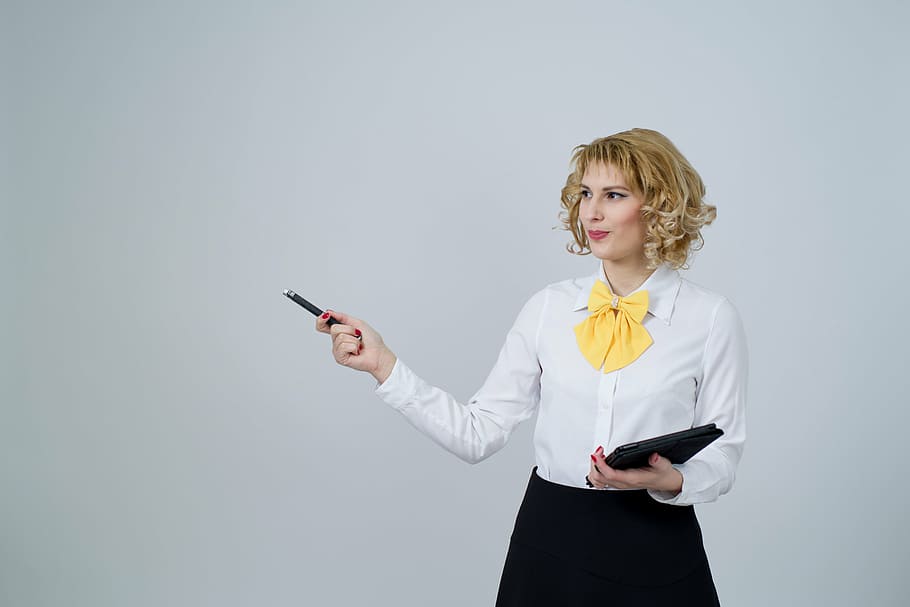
[4,1,909,605]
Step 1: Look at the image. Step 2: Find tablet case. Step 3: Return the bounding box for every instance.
[603,423,724,470]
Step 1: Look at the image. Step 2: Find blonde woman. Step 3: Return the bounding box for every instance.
[317,128,747,606]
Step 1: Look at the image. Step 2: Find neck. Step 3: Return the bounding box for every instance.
[602,258,656,296]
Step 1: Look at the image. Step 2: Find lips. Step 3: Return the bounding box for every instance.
[588,230,610,240]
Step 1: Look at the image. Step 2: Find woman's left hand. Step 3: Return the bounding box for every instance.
[587,446,683,494]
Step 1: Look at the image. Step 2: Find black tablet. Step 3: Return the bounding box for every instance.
[603,423,724,470]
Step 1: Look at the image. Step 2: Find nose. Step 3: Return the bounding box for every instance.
[580,198,603,225]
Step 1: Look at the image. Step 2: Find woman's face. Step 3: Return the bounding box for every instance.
[578,162,647,265]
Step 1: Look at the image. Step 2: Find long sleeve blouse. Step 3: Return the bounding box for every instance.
[373,261,748,506]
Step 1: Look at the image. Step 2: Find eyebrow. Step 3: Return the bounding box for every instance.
[580,183,630,192]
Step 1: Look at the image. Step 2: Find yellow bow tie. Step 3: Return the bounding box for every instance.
[573,280,653,374]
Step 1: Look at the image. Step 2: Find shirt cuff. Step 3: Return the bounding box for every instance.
[373,357,418,410]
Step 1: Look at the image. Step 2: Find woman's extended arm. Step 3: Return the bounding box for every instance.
[318,289,547,464]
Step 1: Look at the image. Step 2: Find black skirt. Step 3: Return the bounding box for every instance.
[495,467,721,606]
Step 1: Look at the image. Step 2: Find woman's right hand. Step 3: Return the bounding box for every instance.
[315,309,397,383]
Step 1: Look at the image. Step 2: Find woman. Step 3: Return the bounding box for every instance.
[316,128,748,605]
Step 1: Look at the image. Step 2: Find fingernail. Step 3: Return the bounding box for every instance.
[590,455,597,462]
[596,446,603,454]
[354,329,361,337]
[321,312,329,319]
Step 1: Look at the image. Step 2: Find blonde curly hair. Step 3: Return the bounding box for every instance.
[558,128,716,270]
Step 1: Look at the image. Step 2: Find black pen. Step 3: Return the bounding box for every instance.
[283,289,361,338]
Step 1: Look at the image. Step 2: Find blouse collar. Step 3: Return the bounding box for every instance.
[572,260,682,325]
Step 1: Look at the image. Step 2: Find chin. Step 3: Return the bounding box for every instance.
[591,247,630,264]
[588,245,613,260]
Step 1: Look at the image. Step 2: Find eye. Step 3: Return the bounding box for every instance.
[580,190,625,200]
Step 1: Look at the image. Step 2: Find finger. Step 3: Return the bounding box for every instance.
[330,323,361,341]
[611,465,657,489]
[316,309,334,333]
[317,310,362,338]
[334,335,363,360]
[591,452,614,477]
[594,451,615,477]
[594,454,639,489]
[334,334,362,352]
[588,473,608,489]
[327,311,363,337]
[325,309,360,327]
[589,454,604,476]
[585,474,608,489]
[588,456,610,488]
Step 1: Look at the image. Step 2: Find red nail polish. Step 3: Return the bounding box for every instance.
[354,329,361,337]
[321,312,329,319]
[590,455,597,462]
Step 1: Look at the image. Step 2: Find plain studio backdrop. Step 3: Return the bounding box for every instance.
[3,1,909,605]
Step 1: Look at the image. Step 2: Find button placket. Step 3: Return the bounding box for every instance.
[594,366,618,449]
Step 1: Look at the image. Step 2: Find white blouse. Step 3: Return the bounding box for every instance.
[373,261,748,506]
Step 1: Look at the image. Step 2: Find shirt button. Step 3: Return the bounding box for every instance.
[611,296,619,308]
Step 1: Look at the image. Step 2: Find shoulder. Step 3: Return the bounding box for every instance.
[538,272,593,304]
[678,275,741,317]
[509,272,589,326]
[678,275,728,308]
[677,275,747,344]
